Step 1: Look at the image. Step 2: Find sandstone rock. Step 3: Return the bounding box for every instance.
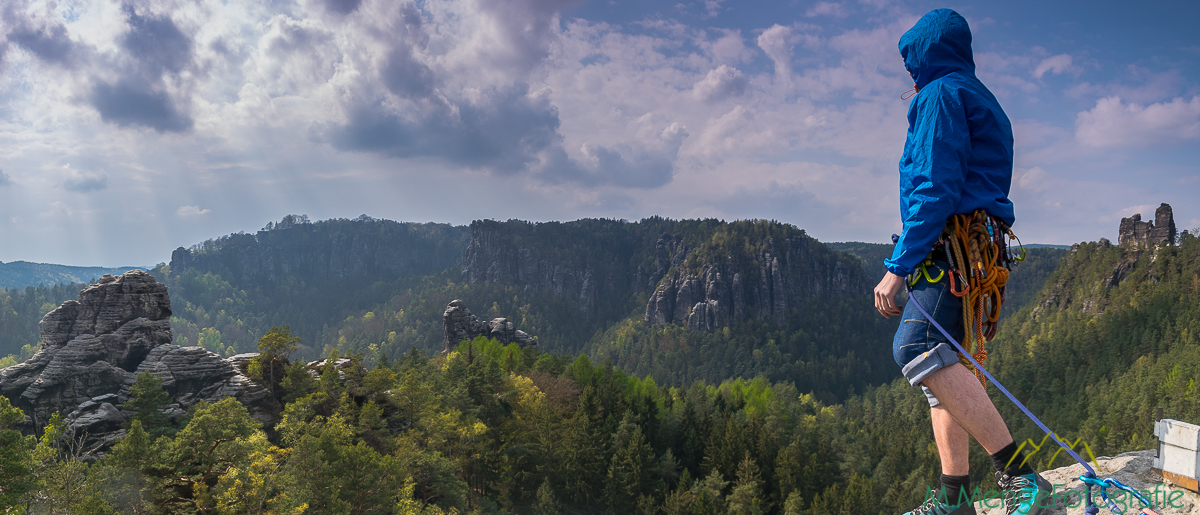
[1119,203,1176,248]
[124,345,275,425]
[0,270,277,456]
[1,271,173,430]
[645,235,863,331]
[443,300,537,353]
[38,271,171,347]
[975,450,1199,514]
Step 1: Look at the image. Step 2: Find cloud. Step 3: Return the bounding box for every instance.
[807,2,848,18]
[1075,96,1200,148]
[692,65,747,102]
[90,81,192,132]
[541,122,689,189]
[176,205,211,217]
[63,170,108,192]
[322,0,364,15]
[0,170,11,186]
[1032,54,1073,79]
[756,25,792,80]
[323,84,563,173]
[4,11,78,66]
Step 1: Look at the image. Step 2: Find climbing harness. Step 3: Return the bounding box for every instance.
[907,288,1162,515]
[941,210,1024,388]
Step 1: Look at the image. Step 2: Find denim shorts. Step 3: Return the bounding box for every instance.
[892,260,966,407]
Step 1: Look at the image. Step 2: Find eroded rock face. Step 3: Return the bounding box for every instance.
[443,300,536,353]
[125,345,274,425]
[1,271,174,430]
[645,235,860,330]
[1119,203,1176,248]
[0,270,277,455]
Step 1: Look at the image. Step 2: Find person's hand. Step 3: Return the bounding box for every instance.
[874,272,905,318]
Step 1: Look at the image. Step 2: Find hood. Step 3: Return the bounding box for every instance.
[899,9,975,90]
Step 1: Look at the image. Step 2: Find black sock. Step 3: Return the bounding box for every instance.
[940,474,971,505]
[990,441,1034,475]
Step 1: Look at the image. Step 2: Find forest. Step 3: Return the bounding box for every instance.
[1,217,1197,514]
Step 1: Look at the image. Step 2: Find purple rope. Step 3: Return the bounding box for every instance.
[906,286,1101,514]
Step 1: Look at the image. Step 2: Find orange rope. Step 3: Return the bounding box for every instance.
[944,210,1012,389]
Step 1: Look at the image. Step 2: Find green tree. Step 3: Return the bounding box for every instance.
[0,395,34,510]
[254,325,300,394]
[782,491,804,515]
[726,451,766,515]
[97,420,155,514]
[532,477,560,515]
[156,398,264,512]
[127,371,174,437]
[606,412,658,513]
[30,412,112,514]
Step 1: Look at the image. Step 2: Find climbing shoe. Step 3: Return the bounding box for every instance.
[901,496,976,515]
[996,470,1053,515]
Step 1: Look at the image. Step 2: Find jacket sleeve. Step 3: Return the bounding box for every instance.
[884,86,970,276]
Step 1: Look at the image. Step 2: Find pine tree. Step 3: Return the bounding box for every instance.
[533,477,561,515]
[606,412,658,513]
[254,325,301,395]
[782,491,805,515]
[726,451,766,515]
[0,396,33,510]
[127,371,173,437]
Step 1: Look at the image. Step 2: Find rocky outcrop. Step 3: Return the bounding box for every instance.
[977,449,1199,514]
[125,345,274,425]
[0,270,276,455]
[443,300,536,352]
[1119,203,1176,248]
[645,234,861,329]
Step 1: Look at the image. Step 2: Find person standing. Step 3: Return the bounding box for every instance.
[873,9,1052,515]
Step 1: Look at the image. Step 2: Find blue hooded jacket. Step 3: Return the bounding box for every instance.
[884,9,1015,276]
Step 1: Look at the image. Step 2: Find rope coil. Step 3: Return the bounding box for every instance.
[941,210,1020,388]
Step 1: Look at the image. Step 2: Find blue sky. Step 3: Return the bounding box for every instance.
[0,0,1196,266]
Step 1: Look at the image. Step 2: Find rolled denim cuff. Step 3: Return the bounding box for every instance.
[900,341,960,406]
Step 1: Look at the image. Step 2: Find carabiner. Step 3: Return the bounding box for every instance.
[920,261,945,284]
[948,270,969,297]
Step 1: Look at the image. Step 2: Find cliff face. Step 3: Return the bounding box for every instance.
[460,219,638,317]
[460,218,869,332]
[0,271,275,455]
[171,218,469,283]
[645,232,863,330]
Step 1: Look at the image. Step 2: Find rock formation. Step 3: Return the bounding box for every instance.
[1119,203,1176,247]
[977,449,1199,514]
[0,270,275,455]
[645,234,861,329]
[443,300,536,353]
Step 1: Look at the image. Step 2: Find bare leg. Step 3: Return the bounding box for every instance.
[922,362,1014,454]
[932,406,970,475]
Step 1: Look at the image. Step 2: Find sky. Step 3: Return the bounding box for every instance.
[0,0,1197,266]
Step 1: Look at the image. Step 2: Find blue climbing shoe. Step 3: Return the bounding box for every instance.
[996,470,1053,515]
[901,495,976,515]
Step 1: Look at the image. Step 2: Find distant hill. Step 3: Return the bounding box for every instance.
[0,261,141,289]
[151,215,902,403]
